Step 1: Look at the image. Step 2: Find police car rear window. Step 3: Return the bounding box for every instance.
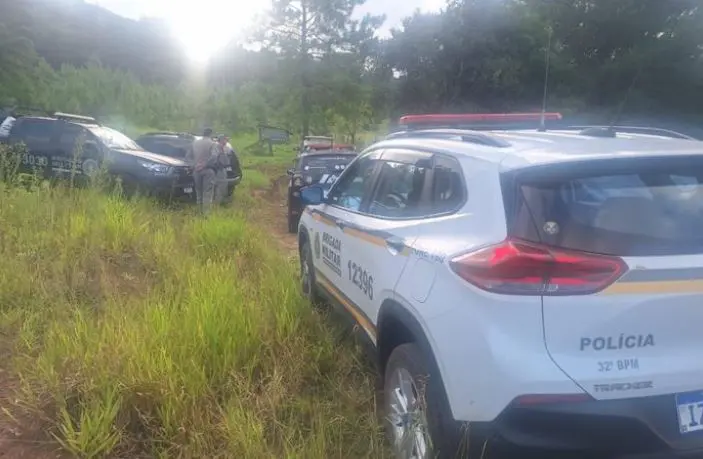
[514,166,703,256]
[138,139,186,158]
[302,156,353,168]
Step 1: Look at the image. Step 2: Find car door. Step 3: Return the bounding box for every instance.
[10,119,56,174]
[54,122,95,175]
[339,149,434,326]
[308,150,383,341]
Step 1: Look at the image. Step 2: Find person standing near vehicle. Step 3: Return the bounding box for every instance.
[213,134,231,205]
[188,127,218,215]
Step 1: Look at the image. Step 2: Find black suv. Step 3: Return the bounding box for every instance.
[135,131,242,200]
[286,148,358,233]
[0,112,194,198]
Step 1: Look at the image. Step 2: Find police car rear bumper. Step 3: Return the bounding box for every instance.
[475,394,703,457]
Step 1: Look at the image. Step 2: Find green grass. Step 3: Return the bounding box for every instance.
[241,169,272,192]
[0,148,386,457]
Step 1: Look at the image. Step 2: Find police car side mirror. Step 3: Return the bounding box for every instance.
[300,184,324,205]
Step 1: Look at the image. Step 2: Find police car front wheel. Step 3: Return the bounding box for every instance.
[300,239,323,307]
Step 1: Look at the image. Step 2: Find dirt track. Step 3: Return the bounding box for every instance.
[250,173,298,255]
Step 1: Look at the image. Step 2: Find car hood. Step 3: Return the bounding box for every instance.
[112,149,188,166]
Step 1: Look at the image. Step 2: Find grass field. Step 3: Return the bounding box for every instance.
[0,143,388,458]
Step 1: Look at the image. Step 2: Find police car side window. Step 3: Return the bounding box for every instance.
[58,124,86,155]
[14,119,55,149]
[430,156,466,214]
[327,156,377,212]
[368,160,428,218]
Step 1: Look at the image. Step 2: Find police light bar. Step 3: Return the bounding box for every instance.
[399,112,563,127]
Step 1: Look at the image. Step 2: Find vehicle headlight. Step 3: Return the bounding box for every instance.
[305,176,313,184]
[294,178,302,187]
[138,160,170,175]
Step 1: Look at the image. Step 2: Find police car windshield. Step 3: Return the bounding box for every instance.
[89,126,142,151]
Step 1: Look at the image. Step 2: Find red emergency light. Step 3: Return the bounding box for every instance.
[399,112,563,127]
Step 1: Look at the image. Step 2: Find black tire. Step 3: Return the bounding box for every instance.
[300,238,323,307]
[384,343,481,459]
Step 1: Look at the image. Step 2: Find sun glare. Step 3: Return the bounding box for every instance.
[167,1,265,64]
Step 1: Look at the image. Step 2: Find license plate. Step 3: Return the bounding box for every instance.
[183,187,193,193]
[676,391,703,433]
[225,167,232,171]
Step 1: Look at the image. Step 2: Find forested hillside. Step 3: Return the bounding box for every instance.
[2,0,703,138]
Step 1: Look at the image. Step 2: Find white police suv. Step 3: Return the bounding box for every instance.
[296,112,703,459]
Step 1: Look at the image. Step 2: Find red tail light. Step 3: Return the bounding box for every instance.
[449,239,627,296]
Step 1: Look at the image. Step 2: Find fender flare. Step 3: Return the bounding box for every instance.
[298,223,310,252]
[377,299,436,370]
[377,298,456,420]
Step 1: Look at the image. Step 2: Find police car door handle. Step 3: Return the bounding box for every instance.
[385,237,405,254]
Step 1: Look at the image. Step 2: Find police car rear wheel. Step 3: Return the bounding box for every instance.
[385,343,477,459]
[385,344,434,459]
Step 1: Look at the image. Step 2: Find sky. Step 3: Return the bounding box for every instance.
[86,0,445,62]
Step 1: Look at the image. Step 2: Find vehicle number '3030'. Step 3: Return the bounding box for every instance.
[348,260,373,300]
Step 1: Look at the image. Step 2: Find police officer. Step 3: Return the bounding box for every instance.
[187,127,218,215]
[214,134,232,205]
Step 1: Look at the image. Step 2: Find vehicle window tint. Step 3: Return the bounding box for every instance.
[299,154,354,189]
[139,139,186,158]
[368,161,428,218]
[14,119,55,147]
[327,156,377,212]
[136,138,159,152]
[515,169,703,256]
[88,126,141,151]
[430,156,465,214]
[58,124,86,155]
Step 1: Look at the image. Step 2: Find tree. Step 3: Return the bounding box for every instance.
[260,0,383,136]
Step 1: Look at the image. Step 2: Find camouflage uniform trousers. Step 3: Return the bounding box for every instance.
[214,168,229,205]
[193,168,216,215]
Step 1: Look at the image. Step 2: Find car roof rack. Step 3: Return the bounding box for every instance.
[573,125,695,140]
[398,112,563,131]
[53,112,99,125]
[385,128,511,148]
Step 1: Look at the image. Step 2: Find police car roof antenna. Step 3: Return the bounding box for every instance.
[607,64,645,136]
[537,26,553,133]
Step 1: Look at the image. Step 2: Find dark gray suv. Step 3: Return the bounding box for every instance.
[1,112,195,199]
